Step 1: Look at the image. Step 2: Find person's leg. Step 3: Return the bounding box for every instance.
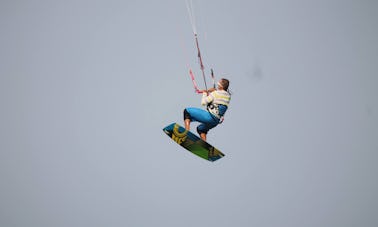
[183,109,191,130]
[197,122,218,142]
[184,119,190,131]
[184,107,209,130]
[184,107,213,122]
[184,107,219,141]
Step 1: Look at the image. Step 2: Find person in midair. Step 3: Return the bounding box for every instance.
[183,78,231,141]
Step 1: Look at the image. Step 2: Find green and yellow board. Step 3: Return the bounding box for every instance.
[163,123,225,162]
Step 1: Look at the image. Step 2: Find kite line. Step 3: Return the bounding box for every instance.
[185,0,215,93]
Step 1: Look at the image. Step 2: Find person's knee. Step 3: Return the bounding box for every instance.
[197,125,208,135]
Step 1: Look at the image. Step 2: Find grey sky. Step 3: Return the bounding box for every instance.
[1,0,377,227]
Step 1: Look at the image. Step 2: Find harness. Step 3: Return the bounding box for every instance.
[207,103,225,123]
[207,103,219,118]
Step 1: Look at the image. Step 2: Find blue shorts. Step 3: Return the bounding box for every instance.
[184,107,219,134]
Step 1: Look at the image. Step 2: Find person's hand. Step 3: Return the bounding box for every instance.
[199,90,208,95]
[199,88,215,94]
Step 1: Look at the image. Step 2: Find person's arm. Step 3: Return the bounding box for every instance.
[198,88,216,94]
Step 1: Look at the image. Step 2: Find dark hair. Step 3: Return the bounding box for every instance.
[220,78,230,91]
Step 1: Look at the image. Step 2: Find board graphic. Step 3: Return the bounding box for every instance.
[163,123,225,162]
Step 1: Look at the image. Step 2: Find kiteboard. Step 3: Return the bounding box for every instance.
[163,123,225,162]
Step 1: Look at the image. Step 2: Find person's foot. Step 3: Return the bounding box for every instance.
[200,133,206,141]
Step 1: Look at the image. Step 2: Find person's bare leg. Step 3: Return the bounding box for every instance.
[200,133,206,141]
[184,119,190,131]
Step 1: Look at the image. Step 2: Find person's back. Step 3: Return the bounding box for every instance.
[203,88,231,119]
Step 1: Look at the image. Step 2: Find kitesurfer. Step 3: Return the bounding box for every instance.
[183,78,231,141]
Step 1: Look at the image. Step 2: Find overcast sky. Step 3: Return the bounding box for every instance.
[1,0,377,227]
